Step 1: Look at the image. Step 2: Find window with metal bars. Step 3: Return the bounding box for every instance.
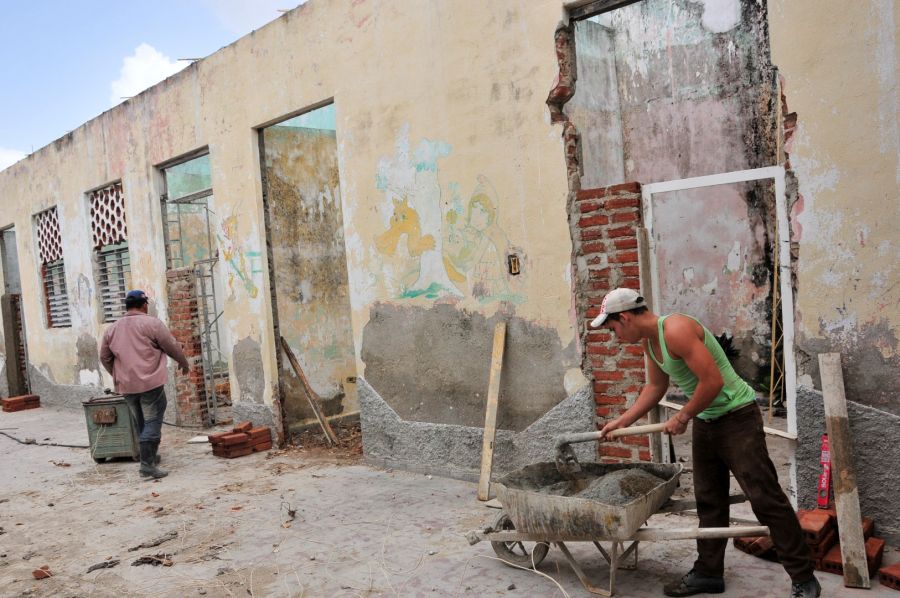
[96,242,131,321]
[42,259,71,328]
[89,182,131,322]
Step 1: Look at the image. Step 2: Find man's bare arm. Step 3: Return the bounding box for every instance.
[599,341,669,436]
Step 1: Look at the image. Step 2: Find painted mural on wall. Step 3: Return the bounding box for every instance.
[374,128,524,303]
[218,212,263,301]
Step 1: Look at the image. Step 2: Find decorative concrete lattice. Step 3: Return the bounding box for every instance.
[36,208,63,265]
[90,182,127,249]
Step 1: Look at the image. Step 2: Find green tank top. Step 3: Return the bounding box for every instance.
[648,314,756,420]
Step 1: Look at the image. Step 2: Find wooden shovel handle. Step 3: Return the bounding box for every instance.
[605,422,667,439]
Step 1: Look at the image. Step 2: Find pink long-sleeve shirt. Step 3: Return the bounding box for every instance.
[100,311,189,395]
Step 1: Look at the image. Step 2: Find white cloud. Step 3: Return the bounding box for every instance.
[110,43,188,106]
[201,0,306,36]
[0,147,26,171]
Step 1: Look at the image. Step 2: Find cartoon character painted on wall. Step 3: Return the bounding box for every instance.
[373,131,524,304]
[375,196,435,258]
[443,175,518,301]
[219,214,260,300]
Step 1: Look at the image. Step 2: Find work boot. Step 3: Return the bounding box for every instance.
[790,577,821,598]
[139,442,168,479]
[152,441,164,466]
[663,569,725,597]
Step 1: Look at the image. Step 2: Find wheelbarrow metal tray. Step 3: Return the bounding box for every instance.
[495,462,683,541]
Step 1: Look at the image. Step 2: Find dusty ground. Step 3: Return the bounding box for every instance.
[1,405,897,598]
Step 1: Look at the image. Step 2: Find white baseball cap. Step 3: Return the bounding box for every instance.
[590,288,646,327]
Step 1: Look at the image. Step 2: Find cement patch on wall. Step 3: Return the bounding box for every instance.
[29,364,99,409]
[797,319,899,416]
[361,303,571,431]
[74,333,101,387]
[358,377,595,482]
[795,386,900,543]
[231,400,276,432]
[0,361,8,397]
[232,337,265,403]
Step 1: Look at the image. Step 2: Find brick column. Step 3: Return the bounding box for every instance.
[165,268,209,427]
[574,182,650,463]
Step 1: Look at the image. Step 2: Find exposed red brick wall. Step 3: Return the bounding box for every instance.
[546,23,649,463]
[575,182,649,463]
[165,268,209,427]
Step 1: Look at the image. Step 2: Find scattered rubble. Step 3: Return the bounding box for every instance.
[128,530,178,552]
[131,553,173,567]
[86,559,120,573]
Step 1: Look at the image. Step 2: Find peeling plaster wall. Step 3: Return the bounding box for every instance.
[263,123,357,427]
[770,0,899,413]
[569,19,626,188]
[572,0,778,386]
[0,2,579,450]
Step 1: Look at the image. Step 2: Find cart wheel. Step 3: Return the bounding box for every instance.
[489,511,549,569]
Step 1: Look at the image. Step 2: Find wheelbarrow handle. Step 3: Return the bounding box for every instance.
[555,423,667,448]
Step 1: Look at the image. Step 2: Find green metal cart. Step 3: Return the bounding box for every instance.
[82,394,140,463]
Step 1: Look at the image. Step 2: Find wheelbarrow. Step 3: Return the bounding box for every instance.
[465,425,768,596]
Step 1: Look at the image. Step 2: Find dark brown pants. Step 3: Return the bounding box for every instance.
[691,403,814,582]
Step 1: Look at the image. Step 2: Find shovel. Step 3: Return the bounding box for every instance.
[554,422,667,477]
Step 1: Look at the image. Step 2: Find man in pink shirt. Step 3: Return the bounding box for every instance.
[100,290,189,479]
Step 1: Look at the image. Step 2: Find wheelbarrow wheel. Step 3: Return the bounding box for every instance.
[490,511,549,569]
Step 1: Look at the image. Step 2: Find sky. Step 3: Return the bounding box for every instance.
[0,1,303,171]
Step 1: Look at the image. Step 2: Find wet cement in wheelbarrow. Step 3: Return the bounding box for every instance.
[541,468,665,505]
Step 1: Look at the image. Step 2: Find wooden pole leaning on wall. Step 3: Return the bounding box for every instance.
[477,322,507,501]
[818,352,870,589]
[280,336,339,447]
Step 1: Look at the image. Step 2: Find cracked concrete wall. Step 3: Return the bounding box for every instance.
[770,0,899,414]
[358,377,595,481]
[796,386,900,543]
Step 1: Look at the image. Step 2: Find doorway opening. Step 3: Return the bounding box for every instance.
[1,226,30,396]
[258,102,358,434]
[160,152,230,425]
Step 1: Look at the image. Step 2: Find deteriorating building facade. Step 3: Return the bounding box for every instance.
[0,0,897,538]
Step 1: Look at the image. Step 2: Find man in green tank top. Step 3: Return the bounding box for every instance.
[592,288,819,598]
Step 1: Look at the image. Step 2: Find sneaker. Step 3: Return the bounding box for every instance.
[790,577,821,598]
[663,569,725,597]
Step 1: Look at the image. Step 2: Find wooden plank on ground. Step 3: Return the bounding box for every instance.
[280,336,339,446]
[818,352,869,589]
[477,322,506,501]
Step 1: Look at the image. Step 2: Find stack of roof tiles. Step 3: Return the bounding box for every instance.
[2,394,40,413]
[208,421,272,458]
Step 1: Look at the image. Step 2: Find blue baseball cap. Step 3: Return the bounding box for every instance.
[125,289,148,307]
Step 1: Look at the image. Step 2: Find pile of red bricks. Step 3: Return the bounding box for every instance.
[881,563,900,591]
[208,421,272,458]
[2,394,40,412]
[735,508,895,589]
